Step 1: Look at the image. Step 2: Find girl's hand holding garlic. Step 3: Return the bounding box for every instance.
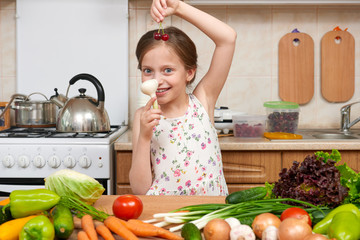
[141,79,159,109]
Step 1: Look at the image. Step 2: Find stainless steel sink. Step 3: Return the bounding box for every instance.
[312,133,359,139]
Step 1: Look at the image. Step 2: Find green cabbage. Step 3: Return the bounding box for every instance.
[45,169,105,205]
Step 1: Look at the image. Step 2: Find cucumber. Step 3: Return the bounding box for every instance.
[181,222,202,240]
[237,216,255,226]
[50,204,74,239]
[225,187,267,204]
[0,205,13,225]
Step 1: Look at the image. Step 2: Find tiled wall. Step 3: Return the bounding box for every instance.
[1,0,360,130]
[0,0,16,101]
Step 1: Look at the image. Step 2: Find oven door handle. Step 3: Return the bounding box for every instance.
[0,184,45,193]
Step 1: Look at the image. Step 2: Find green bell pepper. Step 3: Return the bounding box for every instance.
[8,189,60,218]
[313,203,360,234]
[327,211,360,240]
[19,215,55,240]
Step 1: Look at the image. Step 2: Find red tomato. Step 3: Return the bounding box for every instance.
[112,194,143,220]
[280,207,312,226]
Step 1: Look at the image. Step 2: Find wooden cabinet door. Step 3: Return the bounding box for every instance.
[116,151,132,195]
[221,151,282,184]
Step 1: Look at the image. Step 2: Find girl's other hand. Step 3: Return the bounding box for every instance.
[139,97,162,140]
[151,0,179,22]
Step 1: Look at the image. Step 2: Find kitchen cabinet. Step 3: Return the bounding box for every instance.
[116,150,360,195]
[116,150,279,194]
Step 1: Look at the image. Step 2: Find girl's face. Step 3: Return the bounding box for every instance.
[141,44,195,107]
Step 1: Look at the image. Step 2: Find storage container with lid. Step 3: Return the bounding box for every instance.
[263,101,299,134]
[232,114,266,138]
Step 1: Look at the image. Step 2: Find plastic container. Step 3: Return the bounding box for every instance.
[263,101,300,134]
[232,114,266,138]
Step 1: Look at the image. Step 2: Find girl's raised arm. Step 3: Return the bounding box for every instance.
[151,0,237,120]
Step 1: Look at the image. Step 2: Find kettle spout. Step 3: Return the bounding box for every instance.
[50,88,67,108]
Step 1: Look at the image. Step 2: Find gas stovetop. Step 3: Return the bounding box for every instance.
[0,125,128,145]
[0,126,120,138]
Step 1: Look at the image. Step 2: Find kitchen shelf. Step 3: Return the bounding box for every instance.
[185,0,360,5]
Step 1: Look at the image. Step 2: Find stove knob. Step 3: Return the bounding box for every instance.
[2,155,15,168]
[18,155,30,168]
[48,155,61,168]
[79,155,91,168]
[33,155,46,168]
[64,155,76,168]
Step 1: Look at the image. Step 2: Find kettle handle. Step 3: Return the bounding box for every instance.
[69,73,105,105]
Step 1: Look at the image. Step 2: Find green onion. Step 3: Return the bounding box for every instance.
[60,196,109,221]
[150,198,328,232]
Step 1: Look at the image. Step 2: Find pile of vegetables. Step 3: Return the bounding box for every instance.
[147,149,360,240]
[0,169,188,240]
[0,189,73,240]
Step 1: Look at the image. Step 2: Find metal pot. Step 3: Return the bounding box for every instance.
[14,92,57,127]
[0,92,58,128]
[51,73,110,133]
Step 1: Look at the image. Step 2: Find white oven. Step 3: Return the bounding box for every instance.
[0,126,127,196]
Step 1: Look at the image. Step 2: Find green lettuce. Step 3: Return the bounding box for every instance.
[45,169,105,205]
[315,149,341,163]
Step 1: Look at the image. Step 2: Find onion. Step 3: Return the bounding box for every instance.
[303,234,330,240]
[252,213,281,238]
[278,217,312,240]
[204,218,231,240]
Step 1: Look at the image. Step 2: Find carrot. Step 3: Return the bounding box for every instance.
[81,214,98,240]
[128,219,183,240]
[0,198,10,206]
[122,219,158,237]
[104,216,139,240]
[78,230,90,240]
[96,224,115,240]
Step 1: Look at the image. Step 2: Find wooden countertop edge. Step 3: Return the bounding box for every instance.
[115,130,360,151]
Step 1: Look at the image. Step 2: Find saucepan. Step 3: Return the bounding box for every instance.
[0,92,58,128]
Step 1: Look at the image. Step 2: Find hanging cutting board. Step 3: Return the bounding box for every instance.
[321,31,355,102]
[279,32,314,104]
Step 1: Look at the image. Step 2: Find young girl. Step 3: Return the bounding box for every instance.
[130,0,236,195]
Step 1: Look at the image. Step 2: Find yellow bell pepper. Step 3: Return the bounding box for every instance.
[0,198,10,206]
[0,215,37,240]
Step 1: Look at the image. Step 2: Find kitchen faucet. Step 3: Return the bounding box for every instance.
[340,101,360,133]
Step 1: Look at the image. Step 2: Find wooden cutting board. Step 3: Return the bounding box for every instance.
[279,32,314,104]
[321,31,355,102]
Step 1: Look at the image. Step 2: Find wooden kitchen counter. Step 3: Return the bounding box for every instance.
[70,195,225,240]
[115,129,360,151]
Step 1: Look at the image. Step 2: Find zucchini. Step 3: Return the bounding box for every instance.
[0,205,13,225]
[225,187,267,204]
[181,222,202,240]
[50,204,74,239]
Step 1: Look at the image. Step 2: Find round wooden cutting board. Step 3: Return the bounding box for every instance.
[321,31,355,103]
[279,32,314,105]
